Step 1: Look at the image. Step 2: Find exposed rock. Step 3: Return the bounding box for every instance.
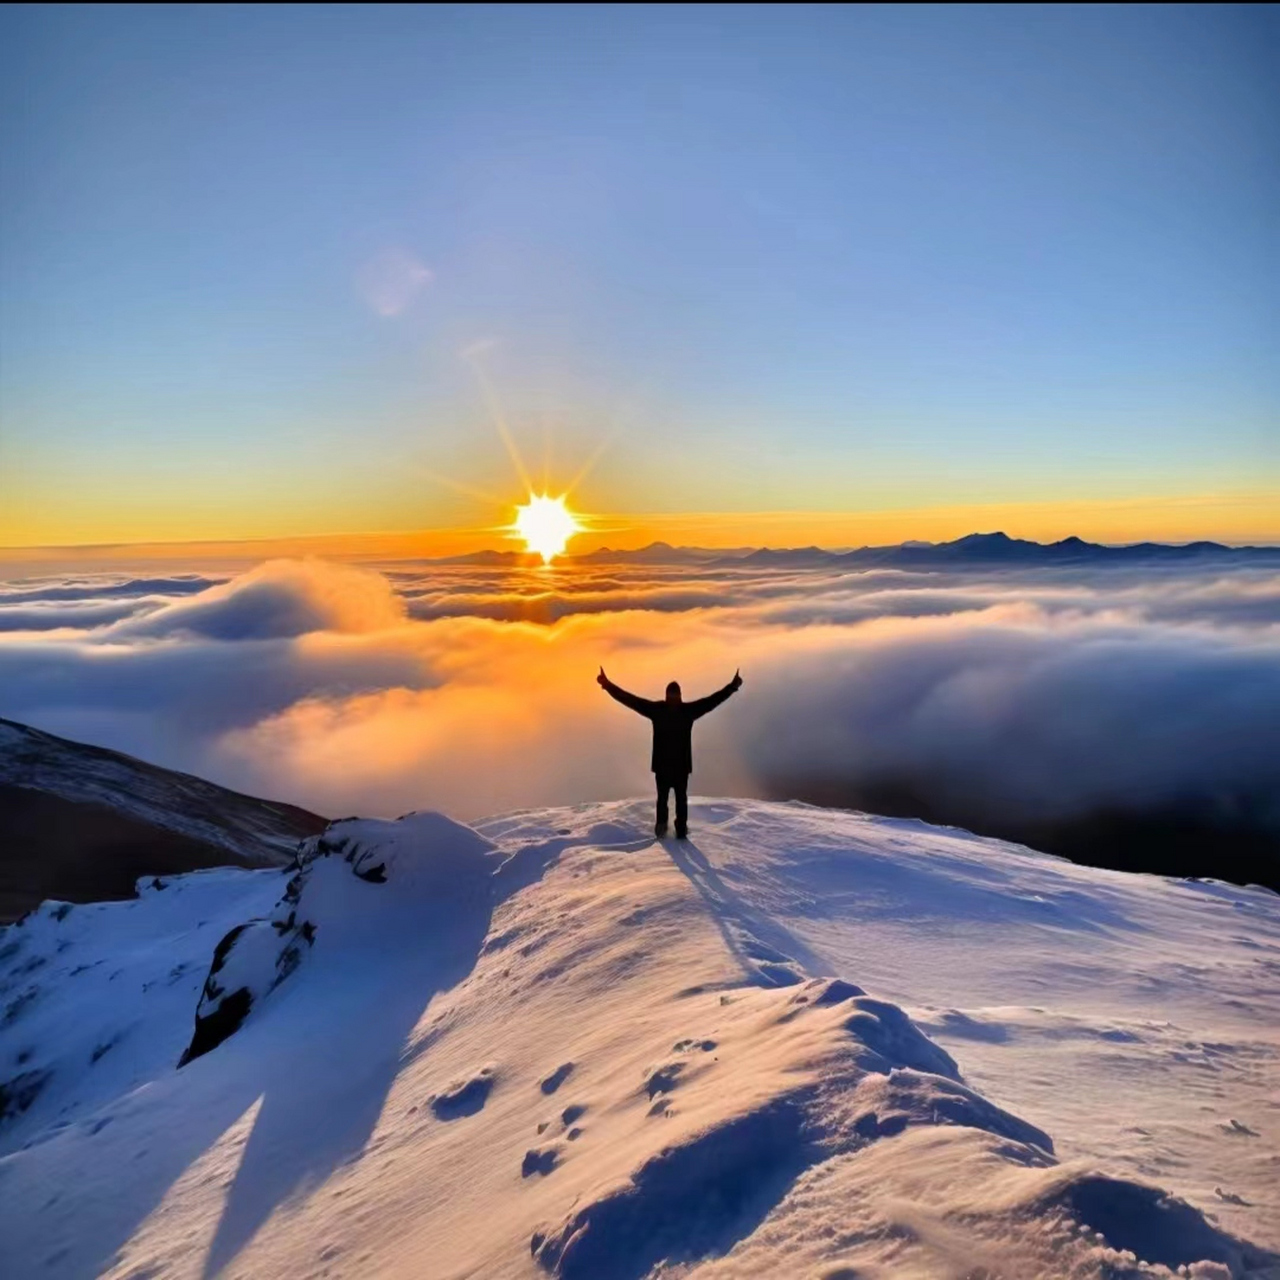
[178,811,495,1065]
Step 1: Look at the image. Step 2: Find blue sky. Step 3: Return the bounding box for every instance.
[1,4,1276,544]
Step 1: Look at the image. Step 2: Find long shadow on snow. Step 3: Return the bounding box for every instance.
[198,884,492,1278]
[198,817,656,1275]
[64,880,491,1280]
[666,838,827,988]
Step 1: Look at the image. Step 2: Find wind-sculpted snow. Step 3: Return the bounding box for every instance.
[526,980,1058,1280]
[2,799,1277,1278]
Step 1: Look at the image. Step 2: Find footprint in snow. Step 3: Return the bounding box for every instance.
[522,1147,558,1177]
[644,1061,684,1099]
[540,1062,574,1094]
[431,1065,497,1120]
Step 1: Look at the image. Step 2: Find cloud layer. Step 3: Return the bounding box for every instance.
[1,554,1277,878]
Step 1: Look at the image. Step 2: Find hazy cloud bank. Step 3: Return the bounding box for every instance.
[1,555,1277,880]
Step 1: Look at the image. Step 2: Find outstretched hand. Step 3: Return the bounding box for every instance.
[597,665,608,688]
[730,668,743,691]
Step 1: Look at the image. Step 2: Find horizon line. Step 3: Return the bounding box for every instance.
[3,491,1278,563]
[2,527,1278,564]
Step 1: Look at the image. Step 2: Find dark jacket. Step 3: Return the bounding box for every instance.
[602,676,739,777]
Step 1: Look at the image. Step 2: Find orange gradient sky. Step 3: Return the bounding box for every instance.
[2,490,1277,576]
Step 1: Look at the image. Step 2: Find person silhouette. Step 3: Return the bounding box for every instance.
[597,666,743,839]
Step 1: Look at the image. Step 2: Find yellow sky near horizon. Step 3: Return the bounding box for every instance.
[1,490,1276,573]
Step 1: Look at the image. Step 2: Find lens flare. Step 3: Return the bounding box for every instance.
[513,494,581,563]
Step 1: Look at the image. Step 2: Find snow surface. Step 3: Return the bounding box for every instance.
[1,798,1277,1278]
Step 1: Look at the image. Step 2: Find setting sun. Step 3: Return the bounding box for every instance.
[512,493,581,563]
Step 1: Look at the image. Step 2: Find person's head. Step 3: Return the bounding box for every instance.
[665,680,682,704]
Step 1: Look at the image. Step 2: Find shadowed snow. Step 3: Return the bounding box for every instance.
[1,799,1276,1278]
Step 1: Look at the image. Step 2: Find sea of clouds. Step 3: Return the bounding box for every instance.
[1,554,1278,869]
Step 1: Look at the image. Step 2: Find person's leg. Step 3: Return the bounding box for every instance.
[674,776,689,838]
[655,775,671,836]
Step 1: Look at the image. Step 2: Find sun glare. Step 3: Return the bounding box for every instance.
[513,494,581,563]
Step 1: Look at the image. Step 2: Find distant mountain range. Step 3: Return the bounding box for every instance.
[710,531,1280,569]
[0,719,326,920]
[436,532,1280,569]
[432,542,748,567]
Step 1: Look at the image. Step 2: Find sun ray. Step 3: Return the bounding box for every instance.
[566,426,618,495]
[409,464,509,508]
[464,348,533,494]
[450,349,616,560]
[540,410,553,495]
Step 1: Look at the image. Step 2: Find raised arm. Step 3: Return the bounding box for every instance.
[687,670,743,720]
[597,667,658,717]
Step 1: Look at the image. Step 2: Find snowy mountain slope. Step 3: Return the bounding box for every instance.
[0,718,327,919]
[1,799,1277,1279]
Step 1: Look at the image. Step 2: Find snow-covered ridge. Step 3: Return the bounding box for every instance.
[2,799,1277,1278]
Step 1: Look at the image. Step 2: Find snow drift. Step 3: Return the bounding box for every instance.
[1,799,1277,1278]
